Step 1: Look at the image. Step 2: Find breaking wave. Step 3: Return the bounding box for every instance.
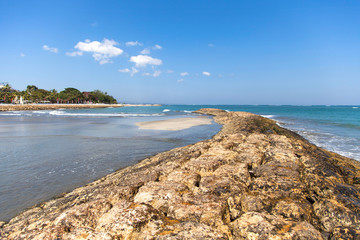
[48,110,164,117]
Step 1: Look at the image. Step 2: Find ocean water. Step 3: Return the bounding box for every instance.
[151,105,360,160]
[0,105,359,221]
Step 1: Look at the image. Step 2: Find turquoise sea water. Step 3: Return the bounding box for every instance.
[119,104,360,160]
[0,105,359,221]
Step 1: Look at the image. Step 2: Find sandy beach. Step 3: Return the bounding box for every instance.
[136,117,213,130]
[0,103,161,111]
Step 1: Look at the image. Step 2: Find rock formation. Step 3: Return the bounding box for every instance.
[1,109,359,239]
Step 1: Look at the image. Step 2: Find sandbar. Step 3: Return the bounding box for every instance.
[136,117,213,131]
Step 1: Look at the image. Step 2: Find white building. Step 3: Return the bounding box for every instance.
[0,82,9,89]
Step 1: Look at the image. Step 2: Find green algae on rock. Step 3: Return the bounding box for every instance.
[1,109,359,239]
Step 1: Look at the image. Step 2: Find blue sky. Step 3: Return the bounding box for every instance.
[1,0,359,104]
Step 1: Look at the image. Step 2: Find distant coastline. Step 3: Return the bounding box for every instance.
[0,103,161,111]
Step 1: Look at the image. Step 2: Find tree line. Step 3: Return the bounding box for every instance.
[0,84,117,104]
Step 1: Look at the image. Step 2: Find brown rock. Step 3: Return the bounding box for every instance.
[272,199,312,221]
[313,199,360,232]
[1,108,360,239]
[240,194,265,213]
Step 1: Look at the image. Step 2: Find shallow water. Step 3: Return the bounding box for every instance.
[0,111,220,221]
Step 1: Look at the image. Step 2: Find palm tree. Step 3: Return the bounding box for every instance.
[26,85,38,95]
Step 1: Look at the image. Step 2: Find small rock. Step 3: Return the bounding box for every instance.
[241,194,264,212]
[272,199,311,221]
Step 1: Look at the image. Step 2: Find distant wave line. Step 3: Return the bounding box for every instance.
[49,111,165,117]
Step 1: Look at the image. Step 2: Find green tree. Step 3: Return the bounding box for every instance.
[0,84,18,103]
[90,90,117,104]
[26,85,38,94]
[59,87,83,103]
[1,84,117,104]
[47,89,59,103]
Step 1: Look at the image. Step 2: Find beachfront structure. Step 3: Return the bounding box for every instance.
[0,82,9,89]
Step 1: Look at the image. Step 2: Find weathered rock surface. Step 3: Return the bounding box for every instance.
[1,109,360,239]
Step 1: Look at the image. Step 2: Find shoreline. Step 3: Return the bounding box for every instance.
[1,108,360,239]
[0,103,161,111]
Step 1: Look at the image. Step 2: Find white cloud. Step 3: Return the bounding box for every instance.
[208,43,215,47]
[153,70,161,77]
[140,48,150,54]
[43,45,58,53]
[118,68,130,73]
[74,39,123,64]
[130,67,139,77]
[167,70,174,73]
[66,51,83,57]
[126,41,142,47]
[130,55,162,67]
[180,72,189,76]
[90,21,98,27]
[119,67,139,76]
[143,70,162,77]
[177,79,185,82]
[20,53,25,57]
[203,72,211,76]
[153,44,162,50]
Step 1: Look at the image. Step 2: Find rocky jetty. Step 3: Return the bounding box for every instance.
[1,109,359,239]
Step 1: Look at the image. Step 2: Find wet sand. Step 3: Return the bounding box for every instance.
[136,117,213,130]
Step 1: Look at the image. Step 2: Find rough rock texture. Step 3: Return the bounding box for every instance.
[1,109,360,239]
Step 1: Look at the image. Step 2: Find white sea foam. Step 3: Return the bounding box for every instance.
[352,107,359,109]
[163,109,171,112]
[32,111,47,114]
[285,124,360,161]
[0,113,22,116]
[261,115,275,118]
[9,111,23,114]
[49,110,65,115]
[49,111,164,117]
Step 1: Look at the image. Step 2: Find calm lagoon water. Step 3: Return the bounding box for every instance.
[1,105,359,221]
[0,108,220,221]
